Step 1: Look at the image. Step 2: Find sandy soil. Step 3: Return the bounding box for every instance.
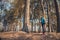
[0,31,60,40]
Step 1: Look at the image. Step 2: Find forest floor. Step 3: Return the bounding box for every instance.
[0,31,60,40]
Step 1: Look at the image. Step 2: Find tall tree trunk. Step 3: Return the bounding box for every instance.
[41,0,46,18]
[23,0,30,32]
[46,0,51,32]
[54,0,60,32]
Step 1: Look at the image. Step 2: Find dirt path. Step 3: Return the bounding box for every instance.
[0,32,60,40]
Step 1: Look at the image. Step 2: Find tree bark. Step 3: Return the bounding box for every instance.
[23,0,30,32]
[54,0,60,32]
[46,0,51,32]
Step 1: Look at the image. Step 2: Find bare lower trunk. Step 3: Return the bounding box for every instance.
[54,0,60,32]
[23,0,30,32]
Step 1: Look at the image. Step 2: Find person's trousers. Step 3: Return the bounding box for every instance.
[42,24,45,33]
